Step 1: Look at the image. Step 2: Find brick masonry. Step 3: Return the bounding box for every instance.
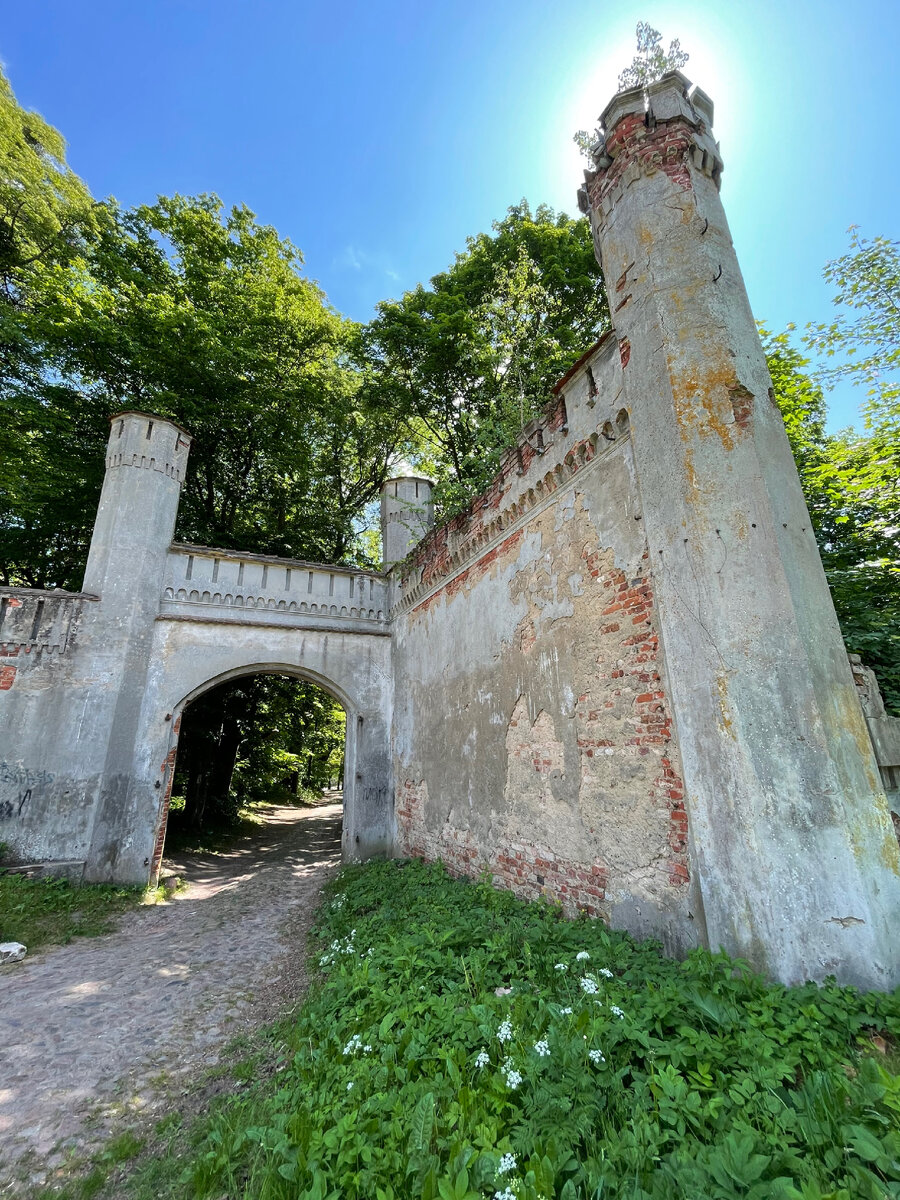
[393,362,694,941]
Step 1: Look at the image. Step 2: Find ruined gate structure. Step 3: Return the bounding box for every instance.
[2,73,898,989]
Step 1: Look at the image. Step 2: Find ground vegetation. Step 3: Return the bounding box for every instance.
[64,859,900,1200]
[0,869,152,951]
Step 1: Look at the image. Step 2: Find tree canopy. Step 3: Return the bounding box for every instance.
[362,202,609,514]
[764,326,900,713]
[0,67,405,589]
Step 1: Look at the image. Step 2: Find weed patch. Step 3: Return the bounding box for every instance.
[69,860,900,1198]
[0,874,152,951]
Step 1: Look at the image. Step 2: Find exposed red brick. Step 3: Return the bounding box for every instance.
[587,111,696,214]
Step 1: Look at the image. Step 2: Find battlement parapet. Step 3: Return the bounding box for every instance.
[577,72,723,222]
[392,330,626,614]
[160,544,389,633]
[0,588,97,657]
[104,411,192,484]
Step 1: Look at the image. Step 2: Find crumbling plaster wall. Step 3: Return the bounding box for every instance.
[391,337,703,956]
[0,589,113,867]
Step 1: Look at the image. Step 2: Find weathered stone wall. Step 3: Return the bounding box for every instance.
[390,72,900,989]
[0,589,103,869]
[851,654,900,836]
[577,72,898,989]
[391,337,702,956]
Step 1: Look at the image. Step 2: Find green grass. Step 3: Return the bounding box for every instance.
[0,872,153,950]
[57,857,900,1200]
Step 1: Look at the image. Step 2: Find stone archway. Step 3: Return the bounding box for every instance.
[83,614,393,885]
[149,664,354,883]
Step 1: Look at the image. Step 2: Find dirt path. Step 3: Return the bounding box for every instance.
[0,801,342,1191]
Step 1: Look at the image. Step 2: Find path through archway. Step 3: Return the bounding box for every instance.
[158,671,347,867]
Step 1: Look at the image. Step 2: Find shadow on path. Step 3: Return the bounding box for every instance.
[0,801,342,1189]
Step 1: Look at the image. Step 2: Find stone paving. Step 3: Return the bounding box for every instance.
[0,801,342,1191]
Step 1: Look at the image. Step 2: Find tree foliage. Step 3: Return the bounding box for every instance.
[574,22,690,159]
[617,21,690,92]
[362,202,609,514]
[170,675,345,832]
[0,70,104,588]
[764,327,900,713]
[806,229,900,414]
[2,192,403,587]
[0,66,405,588]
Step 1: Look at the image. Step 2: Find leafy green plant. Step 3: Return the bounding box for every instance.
[108,859,900,1200]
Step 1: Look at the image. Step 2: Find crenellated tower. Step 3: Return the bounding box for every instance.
[381,474,434,567]
[83,411,192,600]
[579,73,899,987]
[81,412,192,880]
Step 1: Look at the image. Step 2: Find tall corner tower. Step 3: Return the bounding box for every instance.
[580,72,899,987]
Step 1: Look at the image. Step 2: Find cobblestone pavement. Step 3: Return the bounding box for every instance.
[0,801,342,1191]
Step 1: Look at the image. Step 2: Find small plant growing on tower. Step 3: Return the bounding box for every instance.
[616,20,689,91]
[574,21,690,159]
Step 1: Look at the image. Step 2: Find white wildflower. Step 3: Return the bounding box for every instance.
[554,963,568,972]
[503,1067,523,1089]
[598,968,613,978]
[342,1034,363,1055]
[589,1048,606,1064]
[497,1019,513,1044]
[475,1049,490,1069]
[576,950,590,961]
[346,1080,354,1091]
[580,976,599,995]
[498,1152,517,1174]
[533,1039,550,1058]
[363,1044,373,1052]
[560,1006,573,1014]
[495,1190,516,1200]
[610,1005,625,1019]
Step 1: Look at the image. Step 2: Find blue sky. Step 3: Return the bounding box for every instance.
[3,0,897,429]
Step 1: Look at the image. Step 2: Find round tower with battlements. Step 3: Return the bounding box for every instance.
[579,72,900,988]
[83,411,192,600]
[380,474,434,567]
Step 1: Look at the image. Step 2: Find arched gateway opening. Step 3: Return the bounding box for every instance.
[144,644,392,888]
[158,671,346,864]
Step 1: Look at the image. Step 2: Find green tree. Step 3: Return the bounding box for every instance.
[2,192,403,585]
[806,228,900,414]
[805,229,900,577]
[0,68,104,587]
[574,22,690,159]
[170,675,345,832]
[362,202,608,514]
[764,327,900,713]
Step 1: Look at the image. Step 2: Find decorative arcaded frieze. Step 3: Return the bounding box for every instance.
[160,587,386,624]
[392,429,631,617]
[104,452,187,482]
